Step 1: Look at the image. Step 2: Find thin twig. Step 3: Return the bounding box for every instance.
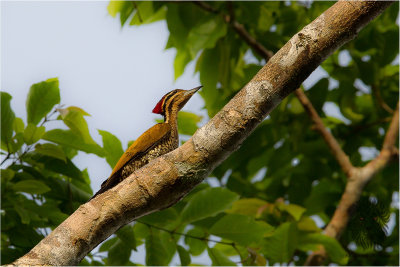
[372,84,394,114]
[138,221,235,246]
[193,1,274,60]
[192,1,218,14]
[0,152,11,166]
[12,108,59,165]
[294,88,354,176]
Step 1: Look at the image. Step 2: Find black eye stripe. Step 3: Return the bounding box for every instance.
[162,90,178,113]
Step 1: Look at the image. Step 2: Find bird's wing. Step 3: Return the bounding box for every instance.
[109,123,171,177]
[90,123,171,200]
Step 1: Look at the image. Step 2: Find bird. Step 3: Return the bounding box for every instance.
[90,86,202,200]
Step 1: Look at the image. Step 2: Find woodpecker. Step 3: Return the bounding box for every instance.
[90,86,202,199]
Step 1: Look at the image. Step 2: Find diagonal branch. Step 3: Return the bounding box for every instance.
[294,88,354,176]
[13,1,393,265]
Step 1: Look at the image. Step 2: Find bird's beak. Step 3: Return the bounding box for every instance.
[185,85,203,96]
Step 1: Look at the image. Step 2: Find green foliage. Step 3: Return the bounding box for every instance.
[104,1,397,265]
[181,187,239,223]
[177,111,202,136]
[0,78,117,264]
[1,93,17,152]
[298,233,349,265]
[26,78,60,125]
[98,130,124,168]
[177,245,191,266]
[207,246,236,266]
[346,197,391,249]
[2,1,398,266]
[209,214,273,246]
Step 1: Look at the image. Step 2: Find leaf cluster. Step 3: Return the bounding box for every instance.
[105,1,398,265]
[1,78,129,264]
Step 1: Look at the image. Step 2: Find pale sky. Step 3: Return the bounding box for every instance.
[2,1,204,192]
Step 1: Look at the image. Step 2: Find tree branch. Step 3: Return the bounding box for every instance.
[305,102,399,265]
[13,1,393,265]
[194,0,355,177]
[294,88,354,176]
[372,84,394,114]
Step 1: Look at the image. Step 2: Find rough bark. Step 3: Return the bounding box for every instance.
[13,1,393,265]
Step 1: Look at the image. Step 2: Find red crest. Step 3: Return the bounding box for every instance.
[152,96,165,114]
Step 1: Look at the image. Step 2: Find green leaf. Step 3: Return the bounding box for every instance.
[139,208,179,228]
[307,78,329,113]
[305,178,342,214]
[107,0,135,26]
[226,198,269,217]
[99,237,118,252]
[207,246,236,266]
[177,245,191,266]
[9,133,24,155]
[198,48,220,117]
[145,230,170,266]
[187,16,227,57]
[31,155,84,181]
[298,233,349,265]
[34,143,67,162]
[174,49,192,80]
[107,239,132,266]
[12,180,51,194]
[23,123,45,145]
[297,216,321,232]
[13,204,30,224]
[116,225,137,251]
[129,1,166,26]
[177,111,202,136]
[13,117,25,133]
[339,84,364,122]
[44,177,91,202]
[61,109,95,144]
[57,106,91,117]
[107,0,125,17]
[98,130,124,168]
[210,214,273,246]
[261,222,298,264]
[277,203,306,221]
[1,168,15,182]
[44,208,68,225]
[43,129,104,157]
[181,187,239,223]
[26,78,60,125]
[184,228,207,256]
[1,92,16,150]
[289,96,304,114]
